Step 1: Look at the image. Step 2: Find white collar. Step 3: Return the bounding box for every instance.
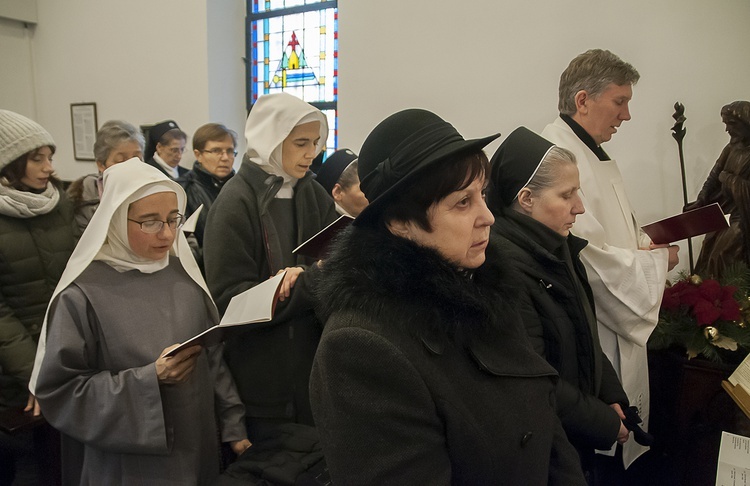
[153,153,180,178]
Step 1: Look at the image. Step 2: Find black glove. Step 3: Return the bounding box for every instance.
[622,406,654,446]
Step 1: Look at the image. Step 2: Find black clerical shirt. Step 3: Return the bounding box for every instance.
[561,114,610,162]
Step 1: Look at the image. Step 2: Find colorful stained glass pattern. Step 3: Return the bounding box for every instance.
[249,1,338,150]
[252,0,327,13]
[250,9,337,104]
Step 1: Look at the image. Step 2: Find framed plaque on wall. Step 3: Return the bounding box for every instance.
[70,102,98,161]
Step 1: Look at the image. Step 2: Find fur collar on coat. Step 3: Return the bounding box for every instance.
[316,223,523,345]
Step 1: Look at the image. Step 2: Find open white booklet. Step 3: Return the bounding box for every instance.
[165,270,286,356]
[723,352,750,421]
[728,352,750,396]
[715,431,750,485]
[180,204,203,234]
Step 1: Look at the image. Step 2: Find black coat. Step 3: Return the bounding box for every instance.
[176,161,234,246]
[490,208,627,454]
[144,157,188,180]
[310,224,586,485]
[204,159,337,432]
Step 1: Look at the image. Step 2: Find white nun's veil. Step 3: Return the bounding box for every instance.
[29,158,217,393]
[244,92,328,198]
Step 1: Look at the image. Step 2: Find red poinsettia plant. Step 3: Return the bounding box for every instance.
[661,278,740,325]
[649,265,750,363]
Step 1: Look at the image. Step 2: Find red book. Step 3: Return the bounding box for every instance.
[293,214,354,259]
[641,203,729,245]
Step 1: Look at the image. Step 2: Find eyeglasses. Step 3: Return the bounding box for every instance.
[128,214,184,234]
[166,147,186,155]
[201,148,238,158]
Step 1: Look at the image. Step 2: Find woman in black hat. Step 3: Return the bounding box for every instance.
[313,148,368,217]
[144,120,188,179]
[486,127,630,481]
[309,111,585,484]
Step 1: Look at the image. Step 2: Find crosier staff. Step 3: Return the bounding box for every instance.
[671,101,694,273]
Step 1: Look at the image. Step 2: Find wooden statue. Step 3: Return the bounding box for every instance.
[686,101,750,278]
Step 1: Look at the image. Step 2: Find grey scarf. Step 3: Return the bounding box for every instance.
[0,181,60,218]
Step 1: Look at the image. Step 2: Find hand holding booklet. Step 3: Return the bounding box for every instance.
[165,270,286,356]
[641,202,729,245]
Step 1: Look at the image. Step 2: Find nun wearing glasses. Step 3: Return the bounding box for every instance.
[30,159,249,485]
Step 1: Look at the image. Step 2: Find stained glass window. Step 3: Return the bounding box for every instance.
[248,0,338,155]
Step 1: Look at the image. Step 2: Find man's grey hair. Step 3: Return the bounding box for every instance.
[558,49,640,116]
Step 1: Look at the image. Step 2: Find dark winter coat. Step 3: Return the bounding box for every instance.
[0,190,76,404]
[310,224,586,485]
[144,157,188,180]
[177,161,234,247]
[490,208,627,455]
[203,159,337,431]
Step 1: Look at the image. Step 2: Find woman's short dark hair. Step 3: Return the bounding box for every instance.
[0,146,59,191]
[192,123,237,152]
[380,150,489,232]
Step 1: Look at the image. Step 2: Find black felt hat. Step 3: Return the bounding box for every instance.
[149,120,180,144]
[315,148,358,194]
[145,120,180,158]
[489,126,554,208]
[354,109,500,226]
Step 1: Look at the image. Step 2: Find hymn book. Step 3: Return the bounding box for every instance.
[293,214,354,259]
[180,204,203,234]
[722,352,750,421]
[641,203,729,245]
[715,431,750,485]
[165,271,286,356]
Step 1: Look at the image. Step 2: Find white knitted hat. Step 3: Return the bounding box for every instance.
[0,110,56,170]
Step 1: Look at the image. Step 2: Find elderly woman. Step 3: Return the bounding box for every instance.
[177,122,238,270]
[67,119,144,236]
[487,127,629,480]
[145,120,188,179]
[309,110,585,484]
[178,123,237,243]
[31,159,249,485]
